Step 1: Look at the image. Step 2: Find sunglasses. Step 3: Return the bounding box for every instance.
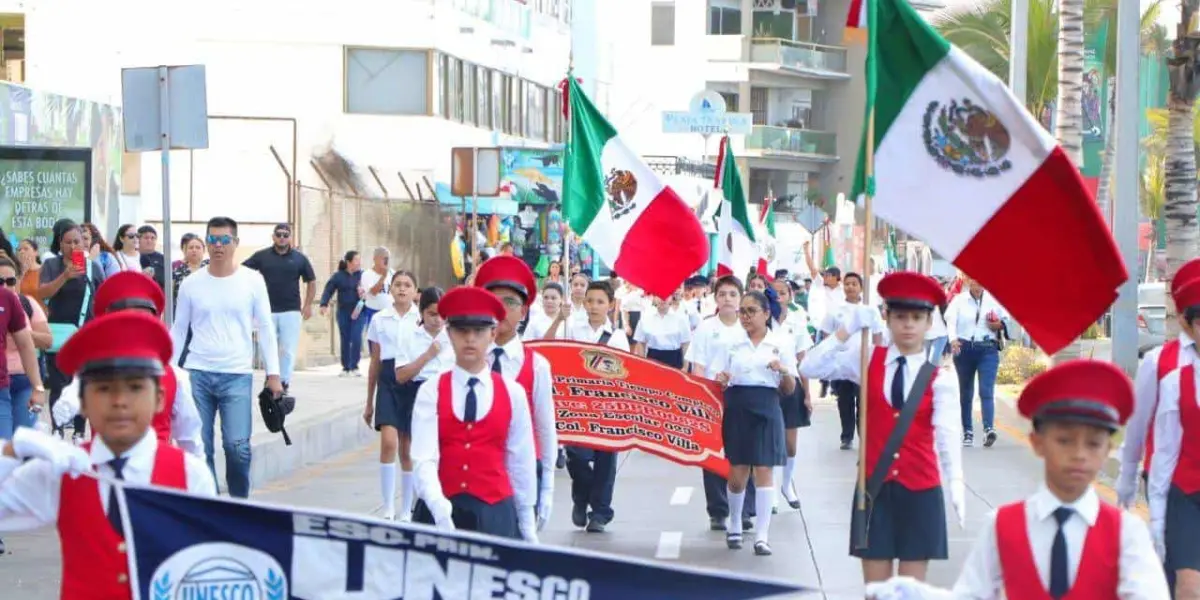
[207,234,235,246]
[0,277,16,287]
[274,231,290,238]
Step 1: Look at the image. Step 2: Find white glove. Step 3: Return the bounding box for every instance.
[52,388,79,429]
[949,478,966,529]
[518,506,538,543]
[10,427,90,478]
[865,576,954,600]
[537,492,553,531]
[1152,519,1166,561]
[431,498,456,531]
[1115,469,1138,509]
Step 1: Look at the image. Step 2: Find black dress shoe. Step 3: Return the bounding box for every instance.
[556,450,567,469]
[742,518,754,531]
[571,505,587,528]
[709,517,726,531]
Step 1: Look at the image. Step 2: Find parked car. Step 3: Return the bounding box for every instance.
[1138,282,1166,358]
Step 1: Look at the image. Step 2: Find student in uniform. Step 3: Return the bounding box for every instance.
[709,290,798,555]
[773,277,813,510]
[822,271,886,451]
[685,275,757,532]
[522,282,566,341]
[633,291,692,368]
[0,312,216,599]
[555,279,628,532]
[409,286,537,541]
[473,256,557,531]
[1118,257,1200,508]
[544,272,591,339]
[362,270,420,521]
[801,271,964,585]
[867,360,1171,599]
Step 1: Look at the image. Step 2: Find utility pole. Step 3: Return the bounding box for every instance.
[1110,0,1140,375]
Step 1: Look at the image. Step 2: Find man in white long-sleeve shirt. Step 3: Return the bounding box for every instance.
[409,286,538,542]
[170,216,282,499]
[944,277,1009,448]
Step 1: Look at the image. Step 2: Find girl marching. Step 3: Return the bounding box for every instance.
[773,278,814,510]
[523,282,567,341]
[632,290,692,369]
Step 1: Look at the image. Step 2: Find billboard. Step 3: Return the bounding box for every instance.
[501,147,563,205]
[0,146,91,250]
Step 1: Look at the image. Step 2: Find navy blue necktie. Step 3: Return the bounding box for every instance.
[890,356,907,409]
[491,348,504,373]
[1049,506,1074,598]
[107,456,128,536]
[464,377,480,423]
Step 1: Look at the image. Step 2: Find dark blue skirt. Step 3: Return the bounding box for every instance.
[849,481,948,561]
[647,347,684,369]
[413,494,520,540]
[1167,485,1200,571]
[376,359,419,433]
[722,385,786,467]
[780,384,810,429]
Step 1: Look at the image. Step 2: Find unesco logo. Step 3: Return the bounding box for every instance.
[150,542,287,600]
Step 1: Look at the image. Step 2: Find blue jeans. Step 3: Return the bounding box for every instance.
[271,311,302,384]
[0,378,33,438]
[189,370,254,498]
[336,308,365,372]
[953,340,1000,433]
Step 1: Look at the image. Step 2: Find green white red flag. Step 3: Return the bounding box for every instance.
[714,137,757,280]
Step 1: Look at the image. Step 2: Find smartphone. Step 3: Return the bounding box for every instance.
[70,249,85,273]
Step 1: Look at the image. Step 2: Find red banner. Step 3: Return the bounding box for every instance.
[526,340,729,478]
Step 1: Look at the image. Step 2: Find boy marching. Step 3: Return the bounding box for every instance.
[409,286,539,542]
[801,271,964,585]
[0,312,216,600]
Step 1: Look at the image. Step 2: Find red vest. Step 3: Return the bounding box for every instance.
[515,347,543,459]
[996,500,1120,600]
[58,442,188,600]
[437,371,514,504]
[865,347,940,491]
[151,367,178,444]
[1172,364,1200,493]
[1144,340,1182,476]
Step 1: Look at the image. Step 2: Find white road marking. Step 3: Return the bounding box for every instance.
[669,486,694,506]
[655,531,683,560]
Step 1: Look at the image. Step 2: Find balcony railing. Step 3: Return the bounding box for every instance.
[749,38,848,76]
[644,156,716,179]
[745,126,837,158]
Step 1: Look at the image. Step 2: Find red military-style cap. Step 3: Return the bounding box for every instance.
[1017,359,1133,431]
[474,255,537,307]
[1173,258,1200,297]
[1175,279,1200,313]
[93,271,165,317]
[877,271,947,311]
[439,286,506,328]
[56,312,172,378]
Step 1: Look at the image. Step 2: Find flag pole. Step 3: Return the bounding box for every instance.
[853,110,876,549]
[562,51,574,284]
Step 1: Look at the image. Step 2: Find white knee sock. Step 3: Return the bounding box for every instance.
[400,470,415,520]
[770,468,780,509]
[379,462,397,519]
[781,457,797,502]
[727,488,746,535]
[755,486,775,543]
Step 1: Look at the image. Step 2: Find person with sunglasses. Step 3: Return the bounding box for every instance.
[242,223,316,393]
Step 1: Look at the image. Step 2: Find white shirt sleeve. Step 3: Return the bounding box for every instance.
[170,277,194,366]
[1119,348,1163,489]
[799,334,862,384]
[409,379,446,511]
[631,319,646,345]
[1149,371,1183,526]
[677,315,693,346]
[170,367,206,458]
[1118,511,1173,597]
[608,330,631,352]
[531,355,558,468]
[366,317,382,346]
[0,457,60,532]
[251,273,281,377]
[504,380,538,510]
[684,323,708,371]
[944,295,962,341]
[931,367,964,482]
[951,509,1004,599]
[182,453,219,497]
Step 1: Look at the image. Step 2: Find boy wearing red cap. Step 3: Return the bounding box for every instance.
[1117,257,1200,508]
[801,271,964,585]
[409,287,538,541]
[472,256,557,531]
[51,271,204,458]
[0,312,216,600]
[867,360,1169,599]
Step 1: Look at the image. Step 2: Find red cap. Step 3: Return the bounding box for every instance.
[877,272,947,310]
[474,255,537,307]
[56,312,172,378]
[1176,279,1200,312]
[94,271,165,316]
[438,286,506,327]
[1173,258,1200,299]
[1017,359,1132,431]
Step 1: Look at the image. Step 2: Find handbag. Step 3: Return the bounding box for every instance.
[258,387,296,445]
[48,260,93,353]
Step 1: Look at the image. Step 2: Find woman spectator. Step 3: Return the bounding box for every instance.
[112,223,143,272]
[38,219,106,442]
[16,239,42,306]
[172,233,209,308]
[320,250,365,376]
[0,256,50,435]
[81,222,120,278]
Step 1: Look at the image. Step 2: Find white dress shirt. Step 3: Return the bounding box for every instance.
[566,320,630,352]
[1118,336,1195,496]
[360,268,395,312]
[632,309,692,351]
[394,323,455,381]
[170,367,205,458]
[1148,360,1200,527]
[684,316,744,378]
[365,303,419,361]
[819,299,884,336]
[0,431,216,531]
[800,337,963,483]
[778,309,814,356]
[522,309,564,341]
[709,329,798,387]
[410,365,537,512]
[945,290,1008,342]
[489,337,557,466]
[807,282,845,326]
[951,486,1169,599]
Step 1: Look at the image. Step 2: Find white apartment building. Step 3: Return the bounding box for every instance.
[2,0,573,244]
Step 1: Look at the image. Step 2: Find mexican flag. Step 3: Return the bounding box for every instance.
[850,0,1124,355]
[756,199,776,280]
[714,137,757,279]
[562,77,708,298]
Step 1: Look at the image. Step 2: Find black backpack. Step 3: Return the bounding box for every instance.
[258,387,296,445]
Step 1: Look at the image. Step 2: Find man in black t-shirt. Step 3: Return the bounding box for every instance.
[137,225,166,291]
[242,223,316,389]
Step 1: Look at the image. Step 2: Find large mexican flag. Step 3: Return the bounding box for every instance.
[849,0,1124,355]
[714,137,757,279]
[562,78,708,298]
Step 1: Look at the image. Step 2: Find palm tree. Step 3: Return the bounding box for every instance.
[1164,3,1200,316]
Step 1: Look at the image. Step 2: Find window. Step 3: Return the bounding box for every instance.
[492,73,504,131]
[448,57,463,122]
[708,2,741,35]
[508,77,522,134]
[651,3,676,46]
[463,63,477,125]
[526,84,546,140]
[477,68,491,128]
[550,89,563,142]
[345,47,429,115]
[433,53,445,117]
